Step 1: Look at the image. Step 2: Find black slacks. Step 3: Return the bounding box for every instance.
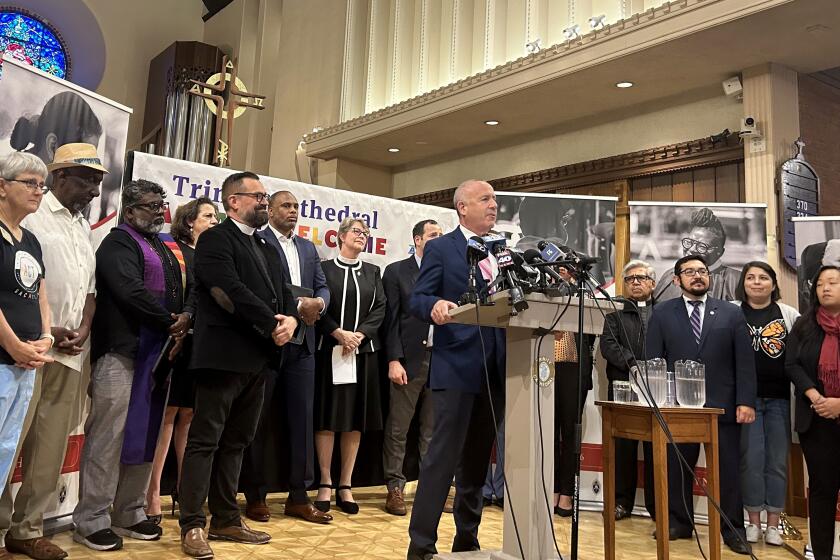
[799,415,840,560]
[555,361,590,495]
[241,346,315,504]
[407,378,503,556]
[178,368,266,534]
[667,421,745,542]
[608,380,656,518]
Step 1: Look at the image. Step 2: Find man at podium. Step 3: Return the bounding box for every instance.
[407,179,506,560]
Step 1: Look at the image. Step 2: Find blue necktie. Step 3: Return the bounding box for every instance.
[689,300,702,345]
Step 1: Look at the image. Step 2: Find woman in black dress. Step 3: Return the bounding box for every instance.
[314,218,386,514]
[145,197,218,521]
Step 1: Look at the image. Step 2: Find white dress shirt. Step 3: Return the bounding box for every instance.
[268,224,301,286]
[21,192,95,372]
[682,293,708,332]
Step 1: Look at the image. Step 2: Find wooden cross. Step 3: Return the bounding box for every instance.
[189,55,267,167]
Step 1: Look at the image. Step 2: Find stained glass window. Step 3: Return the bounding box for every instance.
[0,10,69,79]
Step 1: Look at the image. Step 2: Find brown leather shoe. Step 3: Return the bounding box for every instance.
[5,536,68,560]
[208,520,270,544]
[385,487,407,516]
[284,501,333,524]
[245,499,270,522]
[181,528,213,559]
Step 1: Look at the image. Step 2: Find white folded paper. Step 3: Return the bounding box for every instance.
[331,346,357,385]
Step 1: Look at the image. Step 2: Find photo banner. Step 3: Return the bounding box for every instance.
[0,55,131,246]
[0,54,132,531]
[127,152,459,269]
[495,191,618,291]
[630,202,768,303]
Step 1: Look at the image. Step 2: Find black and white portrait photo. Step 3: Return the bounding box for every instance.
[793,217,840,312]
[630,202,768,302]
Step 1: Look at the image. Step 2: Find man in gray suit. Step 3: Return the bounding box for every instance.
[382,219,442,515]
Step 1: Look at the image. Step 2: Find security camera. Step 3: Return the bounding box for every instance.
[739,116,760,137]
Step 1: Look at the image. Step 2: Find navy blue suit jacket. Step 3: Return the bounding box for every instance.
[410,228,505,393]
[257,228,330,354]
[645,296,756,423]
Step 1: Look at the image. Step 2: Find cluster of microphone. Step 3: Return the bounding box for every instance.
[461,235,600,312]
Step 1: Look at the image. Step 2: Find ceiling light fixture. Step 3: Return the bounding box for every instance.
[615,81,634,88]
[562,25,580,40]
[387,147,400,153]
[484,120,500,126]
[588,14,606,29]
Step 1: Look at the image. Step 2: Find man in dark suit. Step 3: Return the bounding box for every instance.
[179,172,299,559]
[599,259,657,521]
[239,190,332,525]
[382,219,443,516]
[645,254,756,555]
[407,180,505,560]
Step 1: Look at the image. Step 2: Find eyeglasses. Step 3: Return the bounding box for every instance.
[233,192,269,203]
[623,274,652,284]
[5,178,48,194]
[679,268,709,277]
[350,227,369,238]
[131,200,169,212]
[681,237,718,255]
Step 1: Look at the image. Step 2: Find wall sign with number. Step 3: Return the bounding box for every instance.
[778,139,819,269]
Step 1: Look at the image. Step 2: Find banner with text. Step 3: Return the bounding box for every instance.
[127,152,458,268]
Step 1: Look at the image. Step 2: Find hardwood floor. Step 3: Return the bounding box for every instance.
[41,486,810,559]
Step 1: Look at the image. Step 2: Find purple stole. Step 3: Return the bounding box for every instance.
[117,223,181,465]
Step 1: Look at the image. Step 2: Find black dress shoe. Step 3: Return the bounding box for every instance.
[554,506,573,517]
[652,527,692,540]
[614,505,631,520]
[724,538,752,555]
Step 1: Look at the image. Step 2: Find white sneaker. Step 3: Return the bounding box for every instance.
[764,525,784,546]
[745,523,760,543]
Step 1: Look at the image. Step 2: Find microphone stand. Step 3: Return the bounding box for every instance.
[460,259,480,305]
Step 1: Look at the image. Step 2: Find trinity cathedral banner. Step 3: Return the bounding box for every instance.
[0,55,131,246]
[127,151,459,269]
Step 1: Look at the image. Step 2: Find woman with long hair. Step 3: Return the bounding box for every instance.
[145,197,218,522]
[735,261,799,545]
[785,266,840,560]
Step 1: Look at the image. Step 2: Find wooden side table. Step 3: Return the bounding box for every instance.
[596,401,724,560]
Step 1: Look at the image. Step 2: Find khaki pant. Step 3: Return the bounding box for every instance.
[0,360,85,540]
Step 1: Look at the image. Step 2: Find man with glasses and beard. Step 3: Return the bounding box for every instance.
[654,208,741,303]
[74,180,193,552]
[645,254,756,555]
[179,172,298,559]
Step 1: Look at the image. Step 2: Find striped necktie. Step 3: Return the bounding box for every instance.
[688,300,702,345]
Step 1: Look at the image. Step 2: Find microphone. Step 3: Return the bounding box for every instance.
[523,248,564,282]
[460,236,488,306]
[558,245,600,268]
[493,245,528,313]
[537,239,566,262]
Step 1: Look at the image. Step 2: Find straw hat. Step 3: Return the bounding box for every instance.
[47,143,109,173]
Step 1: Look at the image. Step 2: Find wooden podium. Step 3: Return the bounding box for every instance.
[445,291,614,560]
[596,402,725,560]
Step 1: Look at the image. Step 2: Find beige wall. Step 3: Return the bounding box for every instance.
[81,0,205,149]
[267,0,348,181]
[391,89,744,197]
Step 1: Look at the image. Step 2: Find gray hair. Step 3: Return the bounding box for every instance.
[0,152,48,181]
[336,217,369,248]
[121,179,166,218]
[622,259,656,280]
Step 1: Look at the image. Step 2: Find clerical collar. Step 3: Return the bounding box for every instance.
[229,216,256,236]
[269,223,294,242]
[336,255,359,266]
[634,299,651,307]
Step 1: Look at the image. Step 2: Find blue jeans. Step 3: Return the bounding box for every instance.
[739,397,790,512]
[0,364,36,486]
